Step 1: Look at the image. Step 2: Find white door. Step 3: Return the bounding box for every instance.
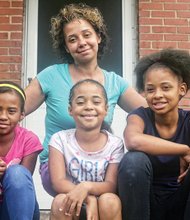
[23,0,137,209]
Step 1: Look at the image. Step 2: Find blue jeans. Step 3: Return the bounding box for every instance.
[0,165,39,220]
[118,152,190,220]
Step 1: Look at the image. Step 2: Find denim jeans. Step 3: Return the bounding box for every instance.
[118,151,190,220]
[0,165,39,220]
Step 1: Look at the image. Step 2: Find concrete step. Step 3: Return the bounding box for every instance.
[40,210,50,220]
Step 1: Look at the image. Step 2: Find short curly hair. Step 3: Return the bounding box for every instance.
[135,48,190,92]
[50,3,109,63]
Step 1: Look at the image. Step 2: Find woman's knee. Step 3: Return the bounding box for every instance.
[98,193,121,217]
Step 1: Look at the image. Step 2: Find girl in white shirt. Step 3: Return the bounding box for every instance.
[49,79,124,220]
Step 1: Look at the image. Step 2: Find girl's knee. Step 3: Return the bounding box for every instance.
[98,193,121,216]
[51,194,67,219]
[119,152,152,176]
[3,165,32,188]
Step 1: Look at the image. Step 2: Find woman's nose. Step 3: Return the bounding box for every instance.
[78,36,86,47]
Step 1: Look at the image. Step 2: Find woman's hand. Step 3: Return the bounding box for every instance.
[0,160,7,178]
[86,195,99,220]
[62,182,89,217]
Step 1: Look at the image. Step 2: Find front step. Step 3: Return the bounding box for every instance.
[40,210,50,220]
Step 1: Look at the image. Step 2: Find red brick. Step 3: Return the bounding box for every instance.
[0,64,9,72]
[153,0,176,2]
[139,26,151,33]
[177,27,190,34]
[0,32,8,39]
[0,9,23,15]
[0,48,8,55]
[9,48,22,55]
[178,42,190,49]
[12,1,24,7]
[0,16,9,23]
[12,16,23,23]
[139,3,163,10]
[0,24,22,31]
[139,10,150,17]
[151,11,175,17]
[10,64,21,72]
[140,41,151,48]
[164,3,190,10]
[0,56,22,63]
[177,11,190,18]
[139,17,163,25]
[164,34,188,41]
[140,33,164,40]
[0,1,10,7]
[0,41,21,47]
[152,41,177,49]
[10,32,22,40]
[152,26,176,33]
[164,18,188,26]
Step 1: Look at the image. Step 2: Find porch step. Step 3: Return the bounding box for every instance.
[40,210,50,220]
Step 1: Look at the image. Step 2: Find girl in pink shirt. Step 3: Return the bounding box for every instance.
[0,81,42,220]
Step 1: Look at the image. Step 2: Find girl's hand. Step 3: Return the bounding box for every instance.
[86,195,99,220]
[0,160,7,178]
[178,157,189,183]
[63,182,89,217]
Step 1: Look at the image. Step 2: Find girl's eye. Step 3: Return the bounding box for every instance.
[162,86,170,91]
[8,109,17,114]
[93,99,102,105]
[76,100,85,105]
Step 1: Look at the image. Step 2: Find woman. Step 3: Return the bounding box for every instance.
[25,3,146,196]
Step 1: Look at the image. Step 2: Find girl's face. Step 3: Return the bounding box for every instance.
[64,19,101,65]
[0,92,24,136]
[144,67,187,115]
[69,82,107,131]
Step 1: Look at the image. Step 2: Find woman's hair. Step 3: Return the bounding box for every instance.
[69,79,108,105]
[50,3,109,63]
[135,48,190,92]
[0,81,26,112]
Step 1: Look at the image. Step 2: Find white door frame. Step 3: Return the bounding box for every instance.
[23,0,137,209]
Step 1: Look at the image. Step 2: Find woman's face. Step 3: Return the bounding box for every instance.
[64,19,101,65]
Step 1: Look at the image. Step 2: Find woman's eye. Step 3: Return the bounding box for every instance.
[84,32,91,38]
[146,88,154,93]
[69,37,76,43]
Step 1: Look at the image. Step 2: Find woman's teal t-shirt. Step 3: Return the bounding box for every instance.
[36,63,129,163]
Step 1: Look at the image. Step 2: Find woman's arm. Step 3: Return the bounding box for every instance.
[118,87,147,112]
[125,114,190,156]
[24,78,45,115]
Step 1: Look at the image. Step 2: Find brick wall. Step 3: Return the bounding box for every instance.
[0,0,24,85]
[139,0,190,109]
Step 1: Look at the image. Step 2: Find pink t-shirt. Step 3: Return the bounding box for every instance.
[0,125,43,166]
